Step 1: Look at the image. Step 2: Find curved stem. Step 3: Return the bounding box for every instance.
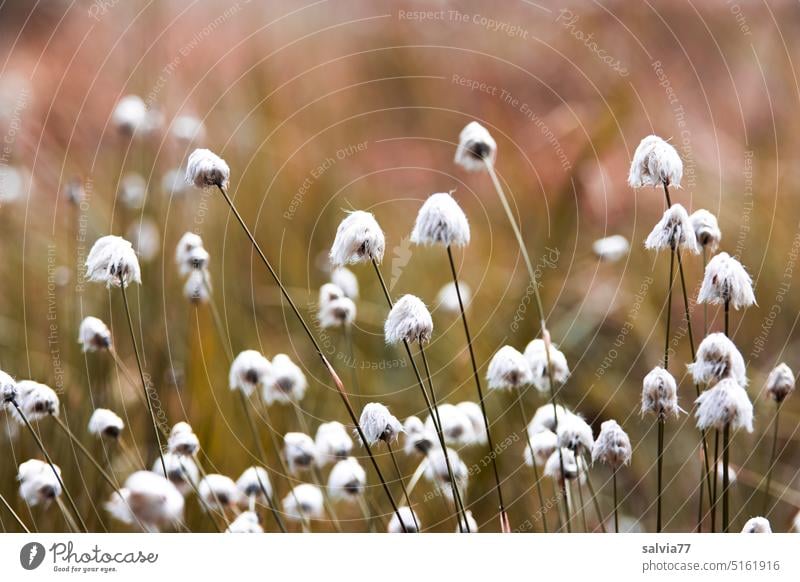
[514,392,547,532]
[0,492,30,533]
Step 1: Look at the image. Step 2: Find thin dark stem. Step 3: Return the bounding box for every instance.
[343,325,360,398]
[514,392,547,532]
[722,423,730,532]
[11,401,88,532]
[576,473,588,532]
[613,469,619,533]
[201,276,233,361]
[0,492,30,533]
[656,417,664,533]
[762,402,781,516]
[724,300,730,336]
[711,429,719,533]
[214,184,404,526]
[52,416,123,499]
[118,276,166,476]
[446,245,508,532]
[581,455,607,533]
[664,248,674,369]
[387,441,417,533]
[179,459,224,532]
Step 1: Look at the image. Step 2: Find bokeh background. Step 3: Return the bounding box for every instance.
[1,0,799,533]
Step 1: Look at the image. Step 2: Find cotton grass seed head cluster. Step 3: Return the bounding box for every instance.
[167,422,200,456]
[592,420,632,469]
[593,235,630,262]
[695,378,753,432]
[741,517,771,533]
[641,367,680,420]
[107,470,184,531]
[524,339,570,391]
[359,402,403,445]
[315,421,354,464]
[689,333,747,387]
[410,192,471,247]
[329,210,385,266]
[764,363,795,403]
[697,252,756,309]
[284,432,318,473]
[11,380,59,422]
[88,408,124,439]
[185,148,230,190]
[486,345,532,390]
[78,316,112,351]
[85,235,142,287]
[388,506,420,533]
[327,457,366,500]
[198,474,239,509]
[236,466,272,500]
[18,459,62,506]
[645,204,699,254]
[556,413,594,455]
[263,353,307,404]
[689,209,721,251]
[628,134,683,188]
[384,294,433,344]
[524,429,558,468]
[455,121,497,171]
[229,350,271,396]
[282,483,324,522]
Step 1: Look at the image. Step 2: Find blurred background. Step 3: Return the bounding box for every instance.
[1,0,799,533]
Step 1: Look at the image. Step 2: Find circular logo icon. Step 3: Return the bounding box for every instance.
[19,542,46,570]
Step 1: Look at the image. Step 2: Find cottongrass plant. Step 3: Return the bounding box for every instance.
[456,122,562,535]
[741,516,771,533]
[187,149,405,528]
[761,363,795,514]
[106,470,184,532]
[592,420,632,532]
[556,413,605,532]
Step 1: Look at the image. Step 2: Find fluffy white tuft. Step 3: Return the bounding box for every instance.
[436,281,471,314]
[228,350,271,396]
[85,235,142,287]
[226,510,263,533]
[403,416,435,456]
[628,135,683,188]
[528,403,570,435]
[764,363,795,403]
[556,413,594,454]
[524,429,558,467]
[152,452,198,496]
[88,408,124,439]
[235,466,272,500]
[18,459,62,506]
[112,95,147,134]
[107,470,184,531]
[388,506,420,533]
[741,516,771,533]
[186,148,230,189]
[327,457,367,501]
[198,474,239,509]
[78,316,112,352]
[689,209,721,251]
[456,401,487,446]
[486,345,533,390]
[688,333,747,387]
[331,267,359,299]
[591,420,632,469]
[314,421,353,465]
[645,204,699,254]
[167,422,199,456]
[593,235,630,262]
[641,367,681,420]
[358,402,403,445]
[10,380,59,423]
[454,121,497,172]
[697,252,756,310]
[410,192,471,247]
[283,432,318,474]
[384,294,433,344]
[263,353,307,405]
[423,403,474,447]
[329,211,385,266]
[695,378,753,432]
[282,483,324,522]
[524,339,570,392]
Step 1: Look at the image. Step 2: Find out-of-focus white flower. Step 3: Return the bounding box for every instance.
[486,345,532,390]
[388,506,420,533]
[226,510,262,533]
[329,211,385,266]
[64,178,85,205]
[119,172,147,210]
[524,339,570,392]
[86,235,142,287]
[127,218,160,262]
[544,447,585,483]
[229,350,271,396]
[689,333,747,388]
[88,408,124,439]
[424,447,468,501]
[717,464,737,486]
[359,402,403,445]
[524,430,558,467]
[455,121,497,172]
[112,95,147,134]
[697,252,756,310]
[315,421,353,465]
[162,168,190,198]
[236,466,272,501]
[78,316,112,352]
[328,457,367,501]
[436,281,471,314]
[384,295,433,344]
[645,204,699,254]
[628,135,682,188]
[403,415,435,456]
[424,403,473,447]
[331,267,359,299]
[592,420,632,469]
[186,148,230,190]
[318,295,356,329]
[593,235,630,262]
[556,414,594,455]
[175,232,208,276]
[171,115,206,142]
[183,269,211,304]
[410,192,471,247]
[695,378,753,432]
[690,209,721,251]
[528,403,570,435]
[764,363,795,403]
[284,432,318,474]
[0,370,17,405]
[741,516,771,533]
[10,381,59,423]
[263,354,307,405]
[153,453,198,496]
[641,367,681,420]
[198,474,239,509]
[106,470,184,531]
[282,483,324,521]
[167,422,199,456]
[18,459,62,506]
[456,510,478,533]
[456,401,487,446]
[0,165,27,203]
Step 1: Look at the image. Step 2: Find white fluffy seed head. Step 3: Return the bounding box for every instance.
[282,483,324,522]
[486,345,533,390]
[688,333,748,387]
[591,420,632,469]
[556,413,594,454]
[690,209,721,251]
[641,367,681,420]
[78,316,112,352]
[0,370,17,404]
[119,172,146,210]
[284,432,318,473]
[318,295,356,329]
[528,403,570,435]
[167,422,199,456]
[456,401,487,446]
[85,235,142,287]
[315,421,354,465]
[388,506,420,533]
[263,353,307,405]
[331,267,359,299]
[18,459,62,506]
[645,204,699,254]
[593,235,630,262]
[424,447,468,500]
[183,269,211,304]
[424,403,474,447]
[329,210,385,266]
[403,415,435,456]
[236,466,272,500]
[198,474,239,509]
[455,121,497,172]
[328,457,367,501]
[456,510,479,533]
[544,447,585,483]
[112,95,147,134]
[11,380,59,423]
[186,148,230,189]
[319,282,344,305]
[108,470,184,530]
[228,350,271,397]
[741,516,771,533]
[88,408,124,439]
[226,510,263,533]
[436,281,471,314]
[410,192,471,247]
[697,252,756,310]
[152,452,198,496]
[524,339,570,392]
[695,378,753,432]
[764,363,795,403]
[524,429,558,468]
[171,115,206,143]
[358,402,403,445]
[384,294,433,345]
[628,135,683,188]
[175,232,204,275]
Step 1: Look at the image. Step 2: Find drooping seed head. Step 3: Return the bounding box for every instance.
[456,401,487,446]
[556,413,594,455]
[329,210,385,266]
[331,267,359,299]
[167,421,200,456]
[764,363,795,403]
[18,459,62,507]
[645,203,699,254]
[410,192,471,247]
[384,294,433,345]
[486,345,533,390]
[186,148,230,190]
[641,367,681,420]
[152,452,198,496]
[11,380,59,423]
[314,421,354,465]
[689,333,748,387]
[695,378,753,432]
[229,350,272,397]
[697,252,756,310]
[528,403,571,435]
[112,95,147,135]
[86,235,142,287]
[198,474,239,510]
[358,402,403,445]
[524,429,558,468]
[689,209,721,251]
[283,432,318,474]
[327,457,367,501]
[424,446,468,501]
[235,466,272,500]
[628,134,683,188]
[403,415,435,456]
[282,483,324,522]
[591,419,632,469]
[524,338,570,392]
[88,408,124,439]
[78,316,112,352]
[263,353,307,405]
[424,403,474,447]
[454,121,497,172]
[106,470,184,531]
[388,506,420,533]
